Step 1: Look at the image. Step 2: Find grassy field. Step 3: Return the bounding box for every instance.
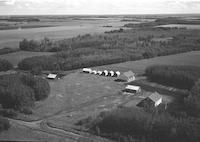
[0,51,54,67]
[93,51,200,75]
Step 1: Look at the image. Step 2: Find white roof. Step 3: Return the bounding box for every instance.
[116,71,120,76]
[97,71,103,74]
[92,70,97,73]
[47,74,57,79]
[83,68,92,71]
[110,71,114,74]
[125,85,141,91]
[110,71,115,76]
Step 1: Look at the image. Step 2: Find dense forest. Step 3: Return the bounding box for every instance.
[145,65,200,90]
[18,27,200,71]
[77,66,200,142]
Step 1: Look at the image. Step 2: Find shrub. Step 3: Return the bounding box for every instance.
[0,59,13,71]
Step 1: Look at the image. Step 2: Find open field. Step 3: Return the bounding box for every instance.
[0,51,54,67]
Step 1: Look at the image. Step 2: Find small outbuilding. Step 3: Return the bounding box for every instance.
[137,92,162,108]
[115,71,121,77]
[123,85,141,94]
[118,71,136,82]
[109,71,115,77]
[97,71,103,75]
[83,68,92,74]
[102,70,109,76]
[92,70,98,75]
[47,74,57,79]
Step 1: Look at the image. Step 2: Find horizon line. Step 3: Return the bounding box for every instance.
[1,13,200,16]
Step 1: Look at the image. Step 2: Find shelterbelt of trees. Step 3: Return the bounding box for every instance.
[18,27,200,72]
[77,66,200,142]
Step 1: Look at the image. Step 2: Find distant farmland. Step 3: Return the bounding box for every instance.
[0,18,129,49]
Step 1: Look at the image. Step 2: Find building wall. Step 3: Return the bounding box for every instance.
[155,98,162,107]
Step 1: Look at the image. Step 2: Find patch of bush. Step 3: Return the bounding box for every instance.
[145,65,200,90]
[0,73,50,113]
[0,59,13,71]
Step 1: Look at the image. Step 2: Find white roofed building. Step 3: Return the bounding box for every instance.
[47,74,57,79]
[83,68,92,73]
[103,70,109,76]
[124,85,141,94]
[109,71,115,77]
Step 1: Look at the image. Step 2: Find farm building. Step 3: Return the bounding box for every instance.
[83,68,92,73]
[123,85,141,94]
[97,71,103,75]
[109,71,115,77]
[115,71,121,77]
[102,70,109,76]
[118,71,136,82]
[137,92,162,108]
[92,70,98,75]
[47,74,57,79]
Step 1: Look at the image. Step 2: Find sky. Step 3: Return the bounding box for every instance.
[0,0,200,15]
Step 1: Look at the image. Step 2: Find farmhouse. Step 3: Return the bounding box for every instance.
[137,92,162,108]
[83,68,92,73]
[118,71,136,82]
[47,73,57,79]
[124,85,141,94]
